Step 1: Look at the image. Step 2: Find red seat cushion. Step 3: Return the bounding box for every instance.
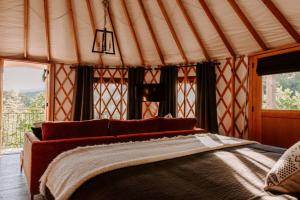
[42,119,109,140]
[109,118,159,135]
[158,117,197,131]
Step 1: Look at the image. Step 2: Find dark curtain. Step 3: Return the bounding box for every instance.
[127,67,145,119]
[72,65,94,121]
[158,66,178,117]
[195,62,218,133]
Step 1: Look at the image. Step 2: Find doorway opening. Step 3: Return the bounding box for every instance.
[0,61,48,154]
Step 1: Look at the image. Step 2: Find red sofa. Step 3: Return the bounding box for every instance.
[23,117,203,196]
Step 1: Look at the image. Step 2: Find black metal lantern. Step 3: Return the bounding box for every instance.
[92,0,115,55]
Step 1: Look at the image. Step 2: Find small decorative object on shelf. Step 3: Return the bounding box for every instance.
[92,0,115,54]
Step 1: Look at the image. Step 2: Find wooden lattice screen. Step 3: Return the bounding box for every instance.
[54,64,75,121]
[142,68,160,119]
[216,57,249,138]
[94,68,128,120]
[177,67,196,118]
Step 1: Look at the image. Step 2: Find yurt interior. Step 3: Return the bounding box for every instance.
[0,0,300,199]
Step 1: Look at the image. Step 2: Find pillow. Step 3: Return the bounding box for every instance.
[31,127,42,140]
[158,117,197,131]
[265,141,300,193]
[164,113,173,118]
[42,119,109,140]
[31,122,43,140]
[109,118,159,135]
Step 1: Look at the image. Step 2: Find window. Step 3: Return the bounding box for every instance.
[262,71,300,110]
[177,67,196,117]
[93,69,128,119]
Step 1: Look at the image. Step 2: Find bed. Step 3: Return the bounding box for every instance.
[41,134,300,200]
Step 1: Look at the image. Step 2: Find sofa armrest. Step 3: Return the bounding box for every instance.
[23,132,40,192]
[29,136,117,195]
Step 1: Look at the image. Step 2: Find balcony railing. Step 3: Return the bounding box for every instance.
[0,109,45,150]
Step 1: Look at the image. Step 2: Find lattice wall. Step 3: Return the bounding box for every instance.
[54,64,75,121]
[142,68,160,119]
[94,68,128,120]
[177,67,196,118]
[216,57,249,139]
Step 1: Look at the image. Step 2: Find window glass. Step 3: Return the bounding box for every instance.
[262,72,300,110]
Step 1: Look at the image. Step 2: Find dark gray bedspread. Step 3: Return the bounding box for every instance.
[45,143,300,200]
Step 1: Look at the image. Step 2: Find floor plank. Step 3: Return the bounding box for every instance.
[0,153,43,200]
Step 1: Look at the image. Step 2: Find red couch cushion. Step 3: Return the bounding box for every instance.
[109,118,159,135]
[42,119,109,140]
[158,117,197,131]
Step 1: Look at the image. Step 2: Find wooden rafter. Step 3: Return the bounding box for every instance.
[86,0,103,65]
[177,0,210,60]
[262,0,300,43]
[157,0,188,64]
[67,0,80,63]
[121,0,145,65]
[198,0,235,57]
[228,0,268,50]
[43,0,51,61]
[107,4,125,66]
[138,0,165,65]
[24,0,29,58]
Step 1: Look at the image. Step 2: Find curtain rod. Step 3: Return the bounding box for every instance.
[69,61,221,70]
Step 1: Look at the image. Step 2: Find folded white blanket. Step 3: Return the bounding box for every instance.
[40,133,256,200]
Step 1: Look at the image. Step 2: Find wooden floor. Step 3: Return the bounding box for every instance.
[0,153,43,200]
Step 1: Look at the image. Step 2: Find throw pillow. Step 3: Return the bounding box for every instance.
[265,141,300,193]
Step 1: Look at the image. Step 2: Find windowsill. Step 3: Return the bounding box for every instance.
[262,109,300,119]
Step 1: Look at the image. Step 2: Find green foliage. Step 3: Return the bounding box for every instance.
[275,86,300,110]
[1,91,45,149]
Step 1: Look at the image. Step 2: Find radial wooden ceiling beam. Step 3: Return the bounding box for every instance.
[177,0,210,60]
[86,0,103,65]
[262,0,300,43]
[67,0,80,63]
[121,0,145,65]
[24,0,29,58]
[157,0,188,64]
[228,0,268,50]
[43,0,51,61]
[138,0,165,65]
[107,5,125,66]
[198,0,235,57]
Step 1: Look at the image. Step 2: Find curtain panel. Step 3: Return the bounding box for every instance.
[195,62,218,133]
[158,66,178,117]
[72,65,94,121]
[127,67,145,119]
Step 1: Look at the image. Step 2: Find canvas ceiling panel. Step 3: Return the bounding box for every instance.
[28,0,47,59]
[72,0,99,64]
[144,0,183,64]
[237,0,294,48]
[48,0,76,64]
[0,0,24,57]
[182,0,228,59]
[206,0,260,56]
[272,0,300,35]
[90,0,122,66]
[162,0,205,62]
[109,0,141,66]
[126,0,161,65]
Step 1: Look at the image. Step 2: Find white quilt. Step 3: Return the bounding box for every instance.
[40,133,256,200]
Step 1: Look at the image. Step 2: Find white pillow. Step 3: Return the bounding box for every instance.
[164,113,173,118]
[265,141,300,193]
